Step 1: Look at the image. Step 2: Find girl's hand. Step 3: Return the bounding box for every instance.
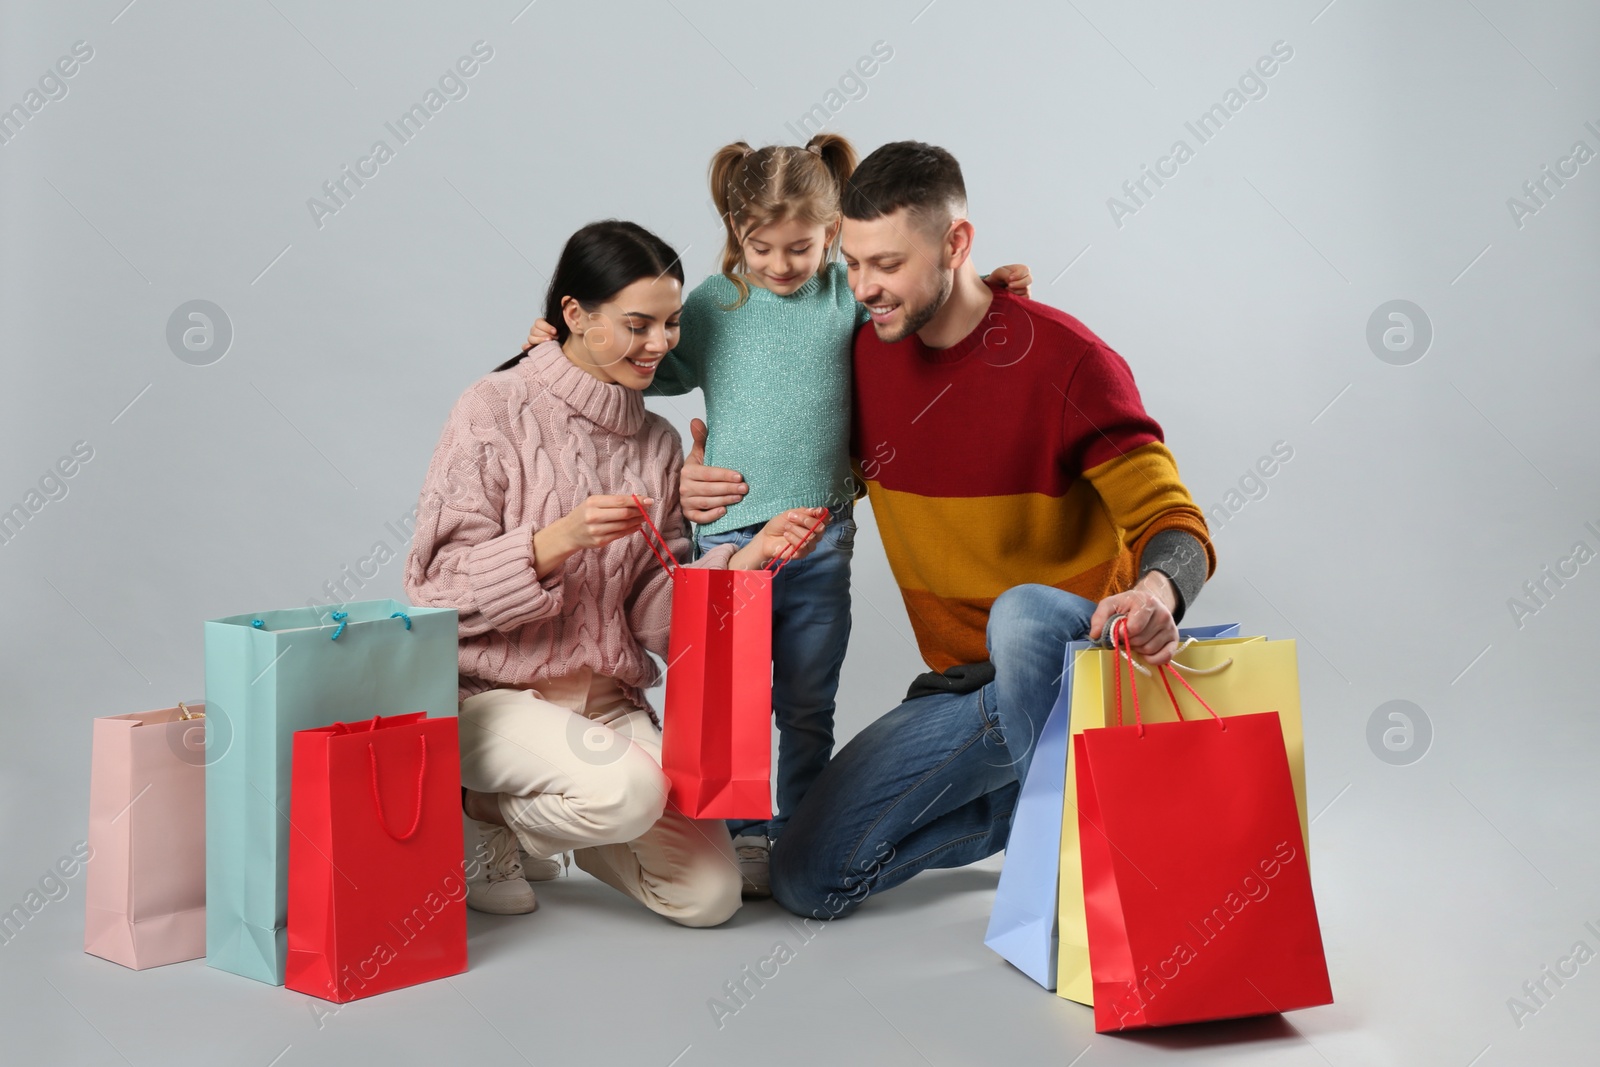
[729,507,828,571]
[986,264,1033,299]
[533,495,649,578]
[524,317,559,351]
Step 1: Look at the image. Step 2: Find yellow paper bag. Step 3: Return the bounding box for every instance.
[1054,636,1308,1005]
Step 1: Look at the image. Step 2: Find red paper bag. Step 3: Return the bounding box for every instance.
[659,566,774,818]
[285,714,467,1003]
[1076,622,1332,1032]
[633,498,824,819]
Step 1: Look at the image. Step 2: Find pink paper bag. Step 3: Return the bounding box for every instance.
[84,703,207,969]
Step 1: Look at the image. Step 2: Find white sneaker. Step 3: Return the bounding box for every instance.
[466,820,537,915]
[733,834,771,900]
[519,849,570,882]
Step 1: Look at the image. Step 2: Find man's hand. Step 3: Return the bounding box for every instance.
[986,263,1034,300]
[525,317,558,351]
[681,418,748,525]
[1089,570,1180,666]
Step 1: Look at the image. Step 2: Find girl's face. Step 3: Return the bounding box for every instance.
[561,276,683,390]
[740,216,837,295]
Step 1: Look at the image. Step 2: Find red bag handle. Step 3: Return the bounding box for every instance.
[1110,617,1146,736]
[630,495,828,576]
[1111,617,1226,735]
[766,512,830,574]
[326,714,385,736]
[1157,659,1226,730]
[630,494,680,576]
[368,736,428,841]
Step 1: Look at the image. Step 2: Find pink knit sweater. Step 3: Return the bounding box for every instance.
[403,340,737,710]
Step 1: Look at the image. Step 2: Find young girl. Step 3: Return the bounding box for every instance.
[405,219,824,924]
[525,136,1030,898]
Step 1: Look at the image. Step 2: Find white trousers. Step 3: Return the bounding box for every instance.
[458,671,741,928]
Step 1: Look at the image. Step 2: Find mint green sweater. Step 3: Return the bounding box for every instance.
[649,261,867,535]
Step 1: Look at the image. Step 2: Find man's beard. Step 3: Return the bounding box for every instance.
[877,272,951,343]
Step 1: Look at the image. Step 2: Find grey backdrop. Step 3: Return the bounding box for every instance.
[3,1,1597,1065]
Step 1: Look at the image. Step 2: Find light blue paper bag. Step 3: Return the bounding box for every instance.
[204,599,459,985]
[984,622,1239,989]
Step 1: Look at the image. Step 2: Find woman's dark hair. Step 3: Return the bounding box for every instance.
[495,219,685,371]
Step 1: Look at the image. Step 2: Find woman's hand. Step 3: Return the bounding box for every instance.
[559,495,650,550]
[729,507,828,571]
[524,317,559,351]
[532,495,650,578]
[986,263,1034,299]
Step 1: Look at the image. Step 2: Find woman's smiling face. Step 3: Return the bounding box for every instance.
[561,275,683,390]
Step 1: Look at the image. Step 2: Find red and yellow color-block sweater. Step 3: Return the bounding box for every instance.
[851,289,1215,673]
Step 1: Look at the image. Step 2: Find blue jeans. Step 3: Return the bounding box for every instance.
[694,502,855,841]
[769,584,1095,919]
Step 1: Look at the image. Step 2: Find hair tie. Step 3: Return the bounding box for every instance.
[806,143,823,156]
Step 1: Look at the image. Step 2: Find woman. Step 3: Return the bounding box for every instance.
[403,220,825,926]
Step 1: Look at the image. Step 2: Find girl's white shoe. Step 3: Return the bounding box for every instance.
[733,834,771,899]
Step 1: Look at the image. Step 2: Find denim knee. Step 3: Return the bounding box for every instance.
[768,844,814,917]
[770,844,844,921]
[987,583,1085,653]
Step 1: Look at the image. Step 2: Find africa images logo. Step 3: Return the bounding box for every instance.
[1107,839,1301,1025]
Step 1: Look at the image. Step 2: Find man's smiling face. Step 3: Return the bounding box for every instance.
[842,207,953,344]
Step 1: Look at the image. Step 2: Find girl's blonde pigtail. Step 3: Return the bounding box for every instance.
[708,141,755,307]
[805,133,858,259]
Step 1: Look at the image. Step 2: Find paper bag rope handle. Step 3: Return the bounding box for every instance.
[248,614,416,639]
[765,512,830,575]
[630,494,827,576]
[250,610,413,640]
[631,494,681,576]
[1101,624,1236,678]
[1157,660,1225,731]
[1110,617,1146,734]
[1110,617,1225,736]
[1168,638,1235,676]
[368,737,428,841]
[328,609,412,640]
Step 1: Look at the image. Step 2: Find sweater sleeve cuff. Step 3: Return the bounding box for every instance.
[686,542,737,570]
[463,523,564,633]
[1138,529,1207,624]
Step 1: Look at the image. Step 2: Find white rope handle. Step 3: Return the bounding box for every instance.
[1108,633,1241,677]
[1158,635,1238,676]
[1169,656,1235,676]
[1101,614,1152,675]
[1115,645,1152,676]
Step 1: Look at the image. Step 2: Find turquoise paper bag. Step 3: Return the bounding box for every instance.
[984,622,1238,990]
[203,599,459,985]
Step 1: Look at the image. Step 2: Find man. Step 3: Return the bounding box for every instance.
[681,141,1214,919]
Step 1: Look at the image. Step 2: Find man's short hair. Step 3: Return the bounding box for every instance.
[841,141,967,233]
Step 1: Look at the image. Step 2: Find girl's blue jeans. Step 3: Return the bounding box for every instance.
[694,502,856,841]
